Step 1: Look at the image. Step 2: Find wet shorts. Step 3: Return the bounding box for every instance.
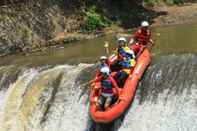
[98,94,113,109]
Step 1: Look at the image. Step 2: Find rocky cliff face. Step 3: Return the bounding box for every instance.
[0,0,82,56]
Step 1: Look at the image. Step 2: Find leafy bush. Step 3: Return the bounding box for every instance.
[144,0,160,6]
[144,0,185,6]
[83,6,109,32]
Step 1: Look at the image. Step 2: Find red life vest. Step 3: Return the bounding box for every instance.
[134,28,151,45]
[101,76,117,94]
[130,44,144,55]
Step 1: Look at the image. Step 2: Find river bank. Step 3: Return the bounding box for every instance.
[152,3,197,26]
[0,1,197,57]
[34,2,197,53]
[53,3,197,39]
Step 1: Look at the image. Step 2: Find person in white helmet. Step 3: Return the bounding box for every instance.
[99,56,108,69]
[111,37,128,72]
[94,56,109,80]
[93,66,119,110]
[89,56,109,86]
[129,21,154,55]
[114,47,136,87]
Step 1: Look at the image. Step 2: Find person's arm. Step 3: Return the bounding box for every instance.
[110,76,119,96]
[95,70,101,79]
[104,41,110,56]
[93,76,101,83]
[134,29,141,42]
[149,38,154,44]
[110,76,126,101]
[147,30,154,46]
[89,75,102,87]
[128,36,135,45]
[149,39,155,49]
[105,59,110,66]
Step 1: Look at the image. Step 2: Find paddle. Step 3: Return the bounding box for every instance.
[104,41,110,57]
[79,41,111,89]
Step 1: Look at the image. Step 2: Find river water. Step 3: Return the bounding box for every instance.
[0,22,197,131]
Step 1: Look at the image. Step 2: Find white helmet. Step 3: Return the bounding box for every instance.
[126,49,134,55]
[141,21,149,27]
[100,67,110,75]
[100,56,107,60]
[118,37,126,43]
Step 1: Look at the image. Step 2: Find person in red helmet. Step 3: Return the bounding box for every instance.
[129,21,154,56]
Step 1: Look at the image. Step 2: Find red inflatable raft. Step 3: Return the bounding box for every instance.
[89,47,151,123]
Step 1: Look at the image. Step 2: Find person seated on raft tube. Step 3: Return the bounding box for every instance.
[128,21,154,55]
[111,37,129,72]
[94,66,119,110]
[114,48,136,87]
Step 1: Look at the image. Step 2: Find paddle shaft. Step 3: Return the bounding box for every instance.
[104,41,110,57]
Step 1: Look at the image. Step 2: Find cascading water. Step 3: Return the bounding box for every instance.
[0,54,197,131]
[86,54,197,131]
[118,54,197,131]
[0,64,95,131]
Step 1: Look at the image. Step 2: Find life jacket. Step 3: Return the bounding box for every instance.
[100,77,114,94]
[134,28,151,45]
[130,43,144,55]
[130,59,136,67]
[115,47,127,60]
[124,47,135,59]
[121,57,136,74]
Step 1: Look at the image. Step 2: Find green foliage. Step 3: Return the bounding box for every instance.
[144,0,185,6]
[164,0,184,4]
[83,6,109,32]
[144,0,160,6]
